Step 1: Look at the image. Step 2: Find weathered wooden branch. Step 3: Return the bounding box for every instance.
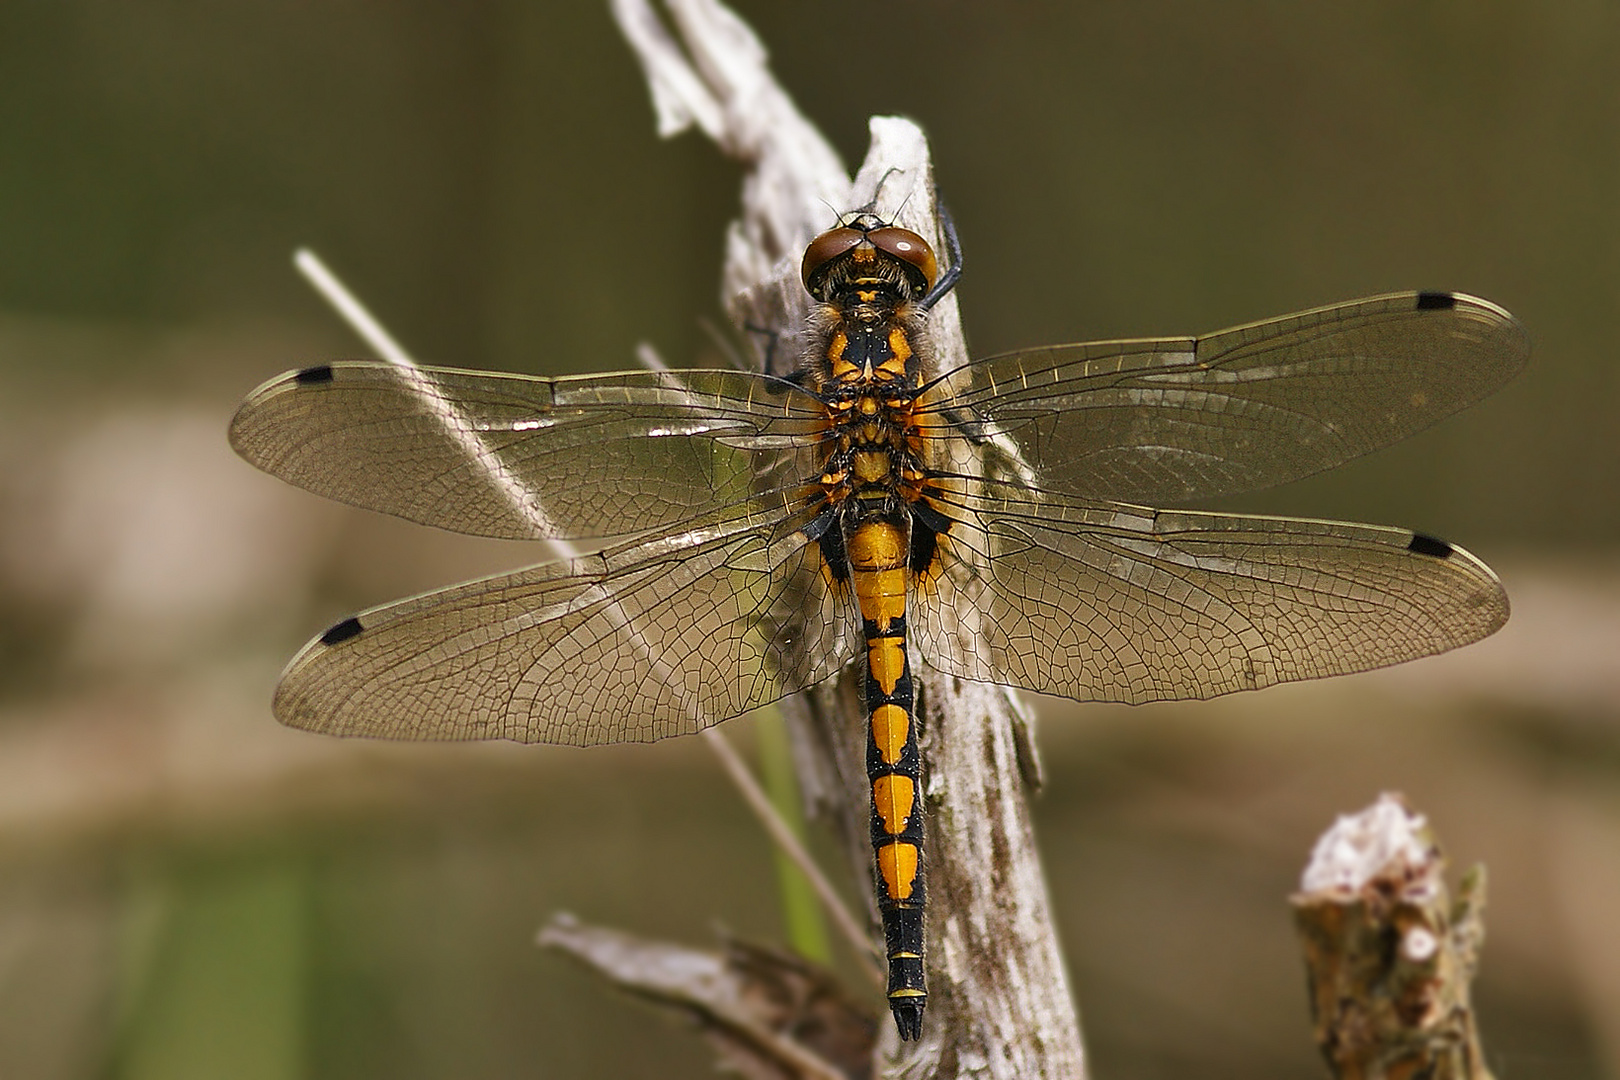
[1293,794,1494,1080]
[583,1,1091,1076]
[540,914,876,1080]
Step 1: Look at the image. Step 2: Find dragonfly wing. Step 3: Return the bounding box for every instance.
[912,486,1507,705]
[230,364,826,540]
[925,292,1528,505]
[274,501,856,743]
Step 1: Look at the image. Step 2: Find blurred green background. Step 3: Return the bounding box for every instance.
[1,2,1617,1077]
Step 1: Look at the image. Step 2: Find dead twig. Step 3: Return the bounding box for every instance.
[540,913,877,1080]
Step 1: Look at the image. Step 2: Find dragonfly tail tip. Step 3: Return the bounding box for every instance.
[890,1000,925,1041]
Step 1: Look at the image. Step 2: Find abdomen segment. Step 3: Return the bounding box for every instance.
[847,517,927,1040]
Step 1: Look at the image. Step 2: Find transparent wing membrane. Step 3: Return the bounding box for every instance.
[274,500,854,744]
[229,364,826,541]
[912,484,1507,705]
[924,292,1528,505]
[241,290,1523,739]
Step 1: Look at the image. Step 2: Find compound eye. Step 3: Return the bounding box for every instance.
[868,227,937,292]
[801,227,866,296]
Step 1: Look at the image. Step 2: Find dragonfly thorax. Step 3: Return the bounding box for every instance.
[810,288,928,390]
[802,219,940,395]
[817,404,924,508]
[802,272,944,563]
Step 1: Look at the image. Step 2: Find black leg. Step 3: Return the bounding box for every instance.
[919,199,963,312]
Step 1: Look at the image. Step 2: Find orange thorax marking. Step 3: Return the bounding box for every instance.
[881,327,912,379]
[827,330,857,381]
[852,448,891,483]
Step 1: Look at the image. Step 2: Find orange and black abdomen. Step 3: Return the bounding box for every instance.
[845,516,928,1039]
[799,214,948,1040]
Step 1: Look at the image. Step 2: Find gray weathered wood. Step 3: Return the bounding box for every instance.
[613,1,1088,1075]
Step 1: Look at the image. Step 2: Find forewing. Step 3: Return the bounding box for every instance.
[924,292,1528,505]
[912,486,1507,705]
[273,503,855,743]
[229,364,825,540]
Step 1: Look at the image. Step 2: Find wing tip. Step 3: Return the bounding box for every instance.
[1405,532,1512,642]
[1414,290,1530,355]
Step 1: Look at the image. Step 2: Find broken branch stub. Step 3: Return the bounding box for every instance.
[1293,794,1495,1080]
[540,914,875,1080]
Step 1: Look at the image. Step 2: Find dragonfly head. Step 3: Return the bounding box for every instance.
[801,217,937,303]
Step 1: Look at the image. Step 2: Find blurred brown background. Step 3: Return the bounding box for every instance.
[1,2,1616,1077]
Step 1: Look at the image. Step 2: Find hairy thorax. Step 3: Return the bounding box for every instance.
[806,277,936,523]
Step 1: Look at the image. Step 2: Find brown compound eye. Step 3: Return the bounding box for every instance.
[868,227,937,293]
[801,227,866,297]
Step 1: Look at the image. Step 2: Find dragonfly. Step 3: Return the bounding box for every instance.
[229,213,1527,1040]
